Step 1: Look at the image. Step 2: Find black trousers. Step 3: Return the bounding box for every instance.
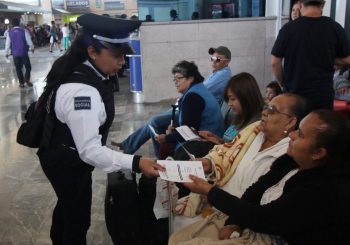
[13,55,31,84]
[38,149,93,245]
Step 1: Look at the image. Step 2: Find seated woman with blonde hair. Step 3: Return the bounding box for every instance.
[170,110,350,245]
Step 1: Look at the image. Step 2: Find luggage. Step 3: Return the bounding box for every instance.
[139,175,169,245]
[105,172,169,245]
[105,170,141,245]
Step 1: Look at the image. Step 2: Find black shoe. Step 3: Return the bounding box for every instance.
[19,83,24,88]
[26,81,33,87]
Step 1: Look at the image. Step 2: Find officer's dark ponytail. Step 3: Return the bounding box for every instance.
[44,29,102,93]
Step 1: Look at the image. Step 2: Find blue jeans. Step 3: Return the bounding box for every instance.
[121,109,178,157]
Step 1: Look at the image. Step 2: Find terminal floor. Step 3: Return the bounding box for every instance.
[0,47,170,244]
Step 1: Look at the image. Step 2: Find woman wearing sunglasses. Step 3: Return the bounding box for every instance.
[173,94,308,228]
[170,110,350,245]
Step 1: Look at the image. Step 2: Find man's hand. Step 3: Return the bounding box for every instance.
[139,158,165,178]
[183,175,213,195]
[218,225,242,240]
[155,134,166,143]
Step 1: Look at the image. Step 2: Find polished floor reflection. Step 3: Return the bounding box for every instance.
[0,48,170,244]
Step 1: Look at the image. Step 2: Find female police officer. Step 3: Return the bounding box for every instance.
[36,13,164,245]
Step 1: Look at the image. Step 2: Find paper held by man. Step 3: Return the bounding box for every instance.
[158,160,205,182]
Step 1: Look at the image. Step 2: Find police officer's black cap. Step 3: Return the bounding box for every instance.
[77,13,141,55]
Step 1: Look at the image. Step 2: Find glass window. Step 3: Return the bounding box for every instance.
[137,0,266,22]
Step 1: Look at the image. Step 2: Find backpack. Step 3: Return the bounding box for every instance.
[17,89,57,148]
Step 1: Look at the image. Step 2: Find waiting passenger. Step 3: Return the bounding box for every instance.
[170,9,180,21]
[174,72,264,161]
[191,11,199,20]
[112,46,232,157]
[291,1,301,20]
[145,14,154,22]
[265,81,282,103]
[173,94,308,229]
[155,60,225,158]
[170,110,350,245]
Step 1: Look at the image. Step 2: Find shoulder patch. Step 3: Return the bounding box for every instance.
[74,96,91,110]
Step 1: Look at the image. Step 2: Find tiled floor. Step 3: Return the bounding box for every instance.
[0,47,171,244]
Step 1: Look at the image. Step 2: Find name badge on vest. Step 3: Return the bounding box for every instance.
[74,96,91,110]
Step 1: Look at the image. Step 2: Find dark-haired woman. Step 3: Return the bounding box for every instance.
[170,110,350,245]
[155,60,225,157]
[36,13,163,244]
[173,72,264,163]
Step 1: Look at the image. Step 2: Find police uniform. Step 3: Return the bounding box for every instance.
[37,14,142,245]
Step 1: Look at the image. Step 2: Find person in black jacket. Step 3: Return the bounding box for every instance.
[170,110,350,245]
[37,13,164,245]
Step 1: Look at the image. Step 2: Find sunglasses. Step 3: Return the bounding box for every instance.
[210,56,227,63]
[263,104,292,117]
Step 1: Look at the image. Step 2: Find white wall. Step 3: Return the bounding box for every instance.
[335,0,347,27]
[139,17,277,102]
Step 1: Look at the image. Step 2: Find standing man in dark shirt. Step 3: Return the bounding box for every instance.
[5,18,34,88]
[271,0,350,110]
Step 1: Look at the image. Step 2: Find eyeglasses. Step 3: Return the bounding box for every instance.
[263,104,292,117]
[210,56,227,63]
[173,76,186,82]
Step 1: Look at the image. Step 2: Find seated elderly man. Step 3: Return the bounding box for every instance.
[173,93,308,231]
[112,46,232,157]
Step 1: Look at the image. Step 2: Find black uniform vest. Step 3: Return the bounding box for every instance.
[50,64,115,148]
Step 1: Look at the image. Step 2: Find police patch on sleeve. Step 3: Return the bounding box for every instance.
[74,96,91,110]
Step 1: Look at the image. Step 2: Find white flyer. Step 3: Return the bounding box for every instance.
[175,125,201,141]
[157,160,205,182]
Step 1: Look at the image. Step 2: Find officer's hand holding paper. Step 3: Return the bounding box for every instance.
[158,160,205,182]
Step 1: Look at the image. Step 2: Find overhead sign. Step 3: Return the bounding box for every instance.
[66,0,89,9]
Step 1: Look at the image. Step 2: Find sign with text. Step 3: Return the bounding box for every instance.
[66,0,89,9]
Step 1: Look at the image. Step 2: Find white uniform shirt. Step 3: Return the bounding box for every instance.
[221,132,290,198]
[5,27,34,56]
[54,61,134,172]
